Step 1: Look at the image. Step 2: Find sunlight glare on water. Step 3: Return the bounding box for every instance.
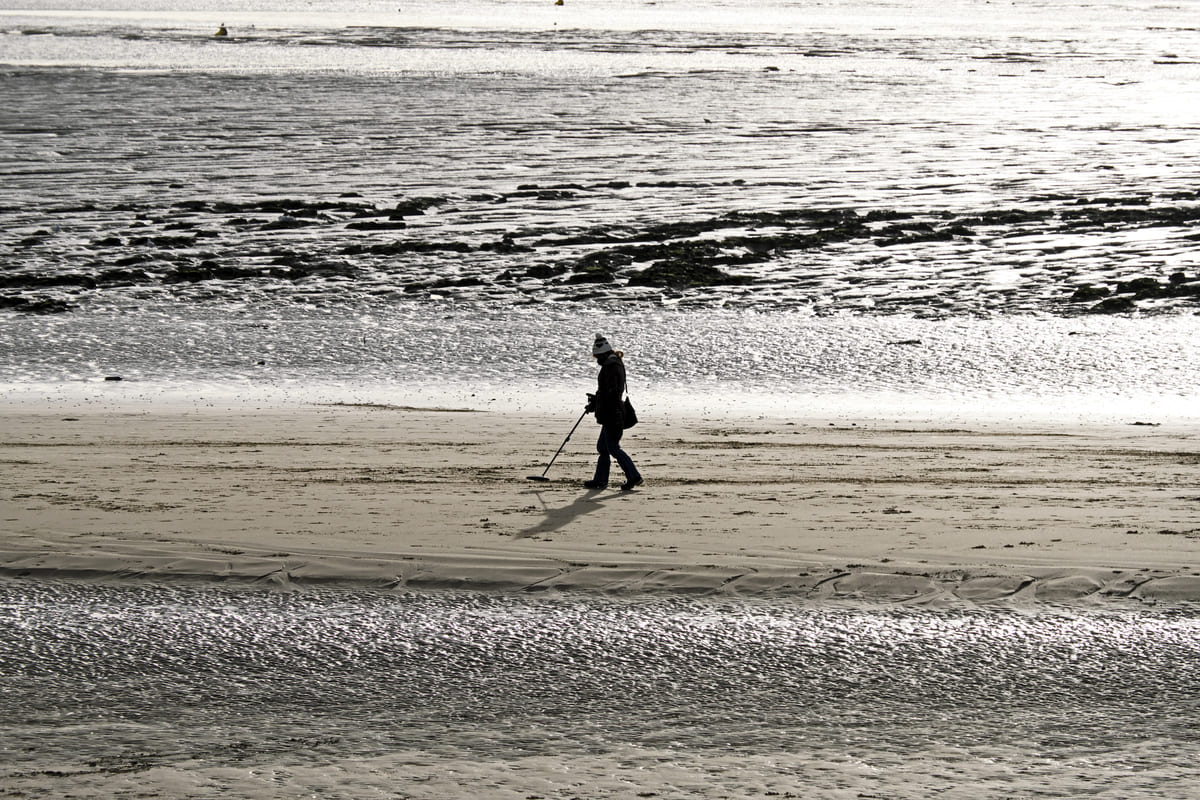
[3,582,1200,797]
[3,0,1200,421]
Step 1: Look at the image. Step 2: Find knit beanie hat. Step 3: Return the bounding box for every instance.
[592,333,614,356]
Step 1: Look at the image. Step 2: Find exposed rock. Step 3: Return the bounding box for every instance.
[261,215,321,231]
[390,197,444,217]
[0,272,98,290]
[567,249,628,283]
[347,240,473,256]
[1088,295,1137,314]
[566,270,617,284]
[113,253,154,267]
[627,260,754,288]
[270,261,359,281]
[162,262,266,283]
[873,222,958,247]
[957,208,1054,226]
[479,236,533,254]
[570,250,635,282]
[204,198,373,216]
[345,220,408,231]
[0,295,74,314]
[509,189,578,200]
[1069,285,1110,302]
[97,268,152,286]
[1115,277,1161,296]
[523,264,569,279]
[123,234,198,248]
[17,232,52,247]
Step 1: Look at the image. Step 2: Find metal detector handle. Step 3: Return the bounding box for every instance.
[554,408,588,454]
[537,408,588,478]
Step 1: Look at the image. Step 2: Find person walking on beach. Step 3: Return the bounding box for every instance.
[584,334,644,491]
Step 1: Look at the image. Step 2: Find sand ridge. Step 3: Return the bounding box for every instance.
[2,403,1200,605]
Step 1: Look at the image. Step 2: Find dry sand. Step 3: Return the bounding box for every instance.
[3,402,1200,605]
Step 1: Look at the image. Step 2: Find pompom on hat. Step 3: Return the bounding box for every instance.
[592,333,614,356]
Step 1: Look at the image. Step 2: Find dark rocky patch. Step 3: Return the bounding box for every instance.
[261,216,323,231]
[197,198,375,216]
[345,220,408,231]
[627,260,754,288]
[1069,270,1200,313]
[0,272,98,290]
[344,240,474,256]
[390,197,445,218]
[113,253,155,267]
[957,208,1055,227]
[125,234,202,248]
[522,264,570,280]
[281,261,359,281]
[567,250,630,283]
[162,262,268,283]
[531,227,641,247]
[16,231,53,247]
[96,268,153,286]
[509,189,578,201]
[1116,277,1162,295]
[566,271,617,285]
[1060,204,1200,227]
[1069,285,1110,302]
[0,295,74,314]
[1088,295,1137,314]
[265,254,359,281]
[727,207,874,227]
[13,189,1200,314]
[873,223,959,247]
[518,183,583,191]
[478,236,534,254]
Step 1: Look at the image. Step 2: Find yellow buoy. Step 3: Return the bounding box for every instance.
[215,24,228,36]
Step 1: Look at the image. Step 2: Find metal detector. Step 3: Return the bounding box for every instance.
[526,409,588,482]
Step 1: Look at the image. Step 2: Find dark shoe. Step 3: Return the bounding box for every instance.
[621,477,644,491]
[583,480,607,490]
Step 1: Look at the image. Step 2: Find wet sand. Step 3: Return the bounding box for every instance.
[3,403,1200,605]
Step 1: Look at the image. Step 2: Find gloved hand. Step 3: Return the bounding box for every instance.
[585,393,596,412]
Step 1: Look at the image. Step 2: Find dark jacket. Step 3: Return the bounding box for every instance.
[594,352,626,427]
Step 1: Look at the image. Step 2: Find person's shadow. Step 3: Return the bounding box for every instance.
[516,489,609,539]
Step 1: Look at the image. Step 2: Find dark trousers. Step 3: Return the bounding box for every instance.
[594,423,641,486]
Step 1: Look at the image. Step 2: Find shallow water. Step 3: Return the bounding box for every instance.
[4,0,1200,419]
[3,581,1200,797]
[3,301,1200,422]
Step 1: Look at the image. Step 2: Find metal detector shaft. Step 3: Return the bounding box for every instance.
[527,409,589,481]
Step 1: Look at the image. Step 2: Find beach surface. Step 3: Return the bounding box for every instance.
[4,402,1200,605]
